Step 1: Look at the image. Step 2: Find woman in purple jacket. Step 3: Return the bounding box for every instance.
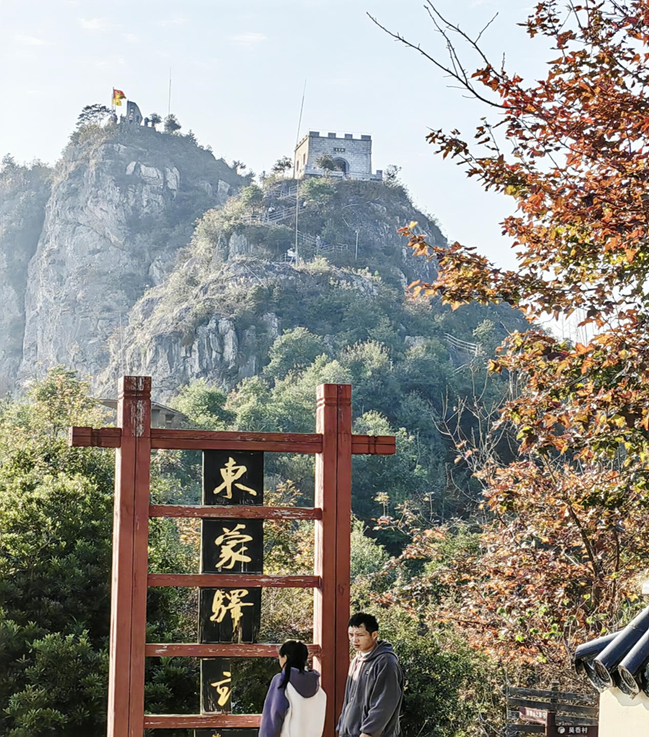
[259,640,327,737]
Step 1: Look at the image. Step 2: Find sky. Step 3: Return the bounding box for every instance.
[0,0,552,268]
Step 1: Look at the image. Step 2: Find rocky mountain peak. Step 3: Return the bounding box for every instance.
[0,124,245,392]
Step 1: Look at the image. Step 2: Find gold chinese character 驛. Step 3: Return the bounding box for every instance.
[210,589,253,629]
[211,670,232,708]
[214,524,253,570]
[213,457,258,499]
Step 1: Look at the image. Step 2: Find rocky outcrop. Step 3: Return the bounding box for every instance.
[0,161,51,394]
[95,178,441,401]
[1,132,490,401]
[95,258,382,399]
[12,125,244,389]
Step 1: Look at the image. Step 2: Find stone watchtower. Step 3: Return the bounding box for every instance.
[294,131,383,180]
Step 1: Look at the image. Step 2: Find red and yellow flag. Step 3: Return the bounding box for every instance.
[112,88,126,106]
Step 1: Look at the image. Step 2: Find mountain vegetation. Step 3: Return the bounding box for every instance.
[0,369,198,736]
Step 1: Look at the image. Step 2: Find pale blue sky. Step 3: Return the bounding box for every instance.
[0,0,550,266]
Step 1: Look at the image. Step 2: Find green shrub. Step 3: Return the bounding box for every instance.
[299,177,336,205]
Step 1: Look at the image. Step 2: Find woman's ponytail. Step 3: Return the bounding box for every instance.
[278,640,309,689]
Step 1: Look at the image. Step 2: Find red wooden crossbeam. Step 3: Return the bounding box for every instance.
[145,643,322,658]
[351,434,396,455]
[152,428,322,453]
[144,713,261,729]
[69,426,396,455]
[148,573,320,588]
[70,426,122,448]
[149,504,322,520]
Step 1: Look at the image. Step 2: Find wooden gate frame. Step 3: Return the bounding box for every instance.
[70,376,395,736]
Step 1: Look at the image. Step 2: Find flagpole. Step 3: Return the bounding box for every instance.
[293,79,307,179]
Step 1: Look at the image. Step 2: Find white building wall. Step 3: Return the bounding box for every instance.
[599,688,649,736]
[294,132,382,180]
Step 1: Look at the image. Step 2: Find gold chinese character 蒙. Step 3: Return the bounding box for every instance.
[211,670,232,708]
[213,457,258,499]
[214,523,253,570]
[210,588,253,629]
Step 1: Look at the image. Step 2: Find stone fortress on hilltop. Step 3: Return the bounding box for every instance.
[294,131,383,181]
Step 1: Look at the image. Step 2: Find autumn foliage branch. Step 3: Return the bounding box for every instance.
[373,0,649,676]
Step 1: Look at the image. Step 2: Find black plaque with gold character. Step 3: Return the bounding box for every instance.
[201,519,264,574]
[200,658,233,713]
[203,451,264,506]
[199,587,262,643]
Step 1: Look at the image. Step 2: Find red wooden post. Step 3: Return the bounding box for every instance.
[335,385,352,716]
[314,384,352,737]
[107,377,152,737]
[546,682,558,737]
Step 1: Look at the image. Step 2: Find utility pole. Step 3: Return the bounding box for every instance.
[355,230,359,260]
[293,79,306,266]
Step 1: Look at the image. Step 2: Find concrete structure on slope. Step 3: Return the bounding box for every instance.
[294,131,383,181]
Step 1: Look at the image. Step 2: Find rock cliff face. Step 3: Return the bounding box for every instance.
[3,125,244,390]
[0,161,52,394]
[96,258,384,398]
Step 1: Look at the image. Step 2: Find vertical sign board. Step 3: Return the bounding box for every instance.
[199,451,264,736]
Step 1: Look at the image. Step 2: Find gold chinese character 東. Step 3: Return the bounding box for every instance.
[214,524,253,570]
[211,670,232,708]
[213,457,258,499]
[210,588,253,629]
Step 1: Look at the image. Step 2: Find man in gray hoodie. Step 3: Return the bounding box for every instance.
[337,612,404,737]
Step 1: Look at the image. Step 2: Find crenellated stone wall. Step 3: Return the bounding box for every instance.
[294,131,382,180]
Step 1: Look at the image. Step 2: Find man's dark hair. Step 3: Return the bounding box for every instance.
[348,612,379,633]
